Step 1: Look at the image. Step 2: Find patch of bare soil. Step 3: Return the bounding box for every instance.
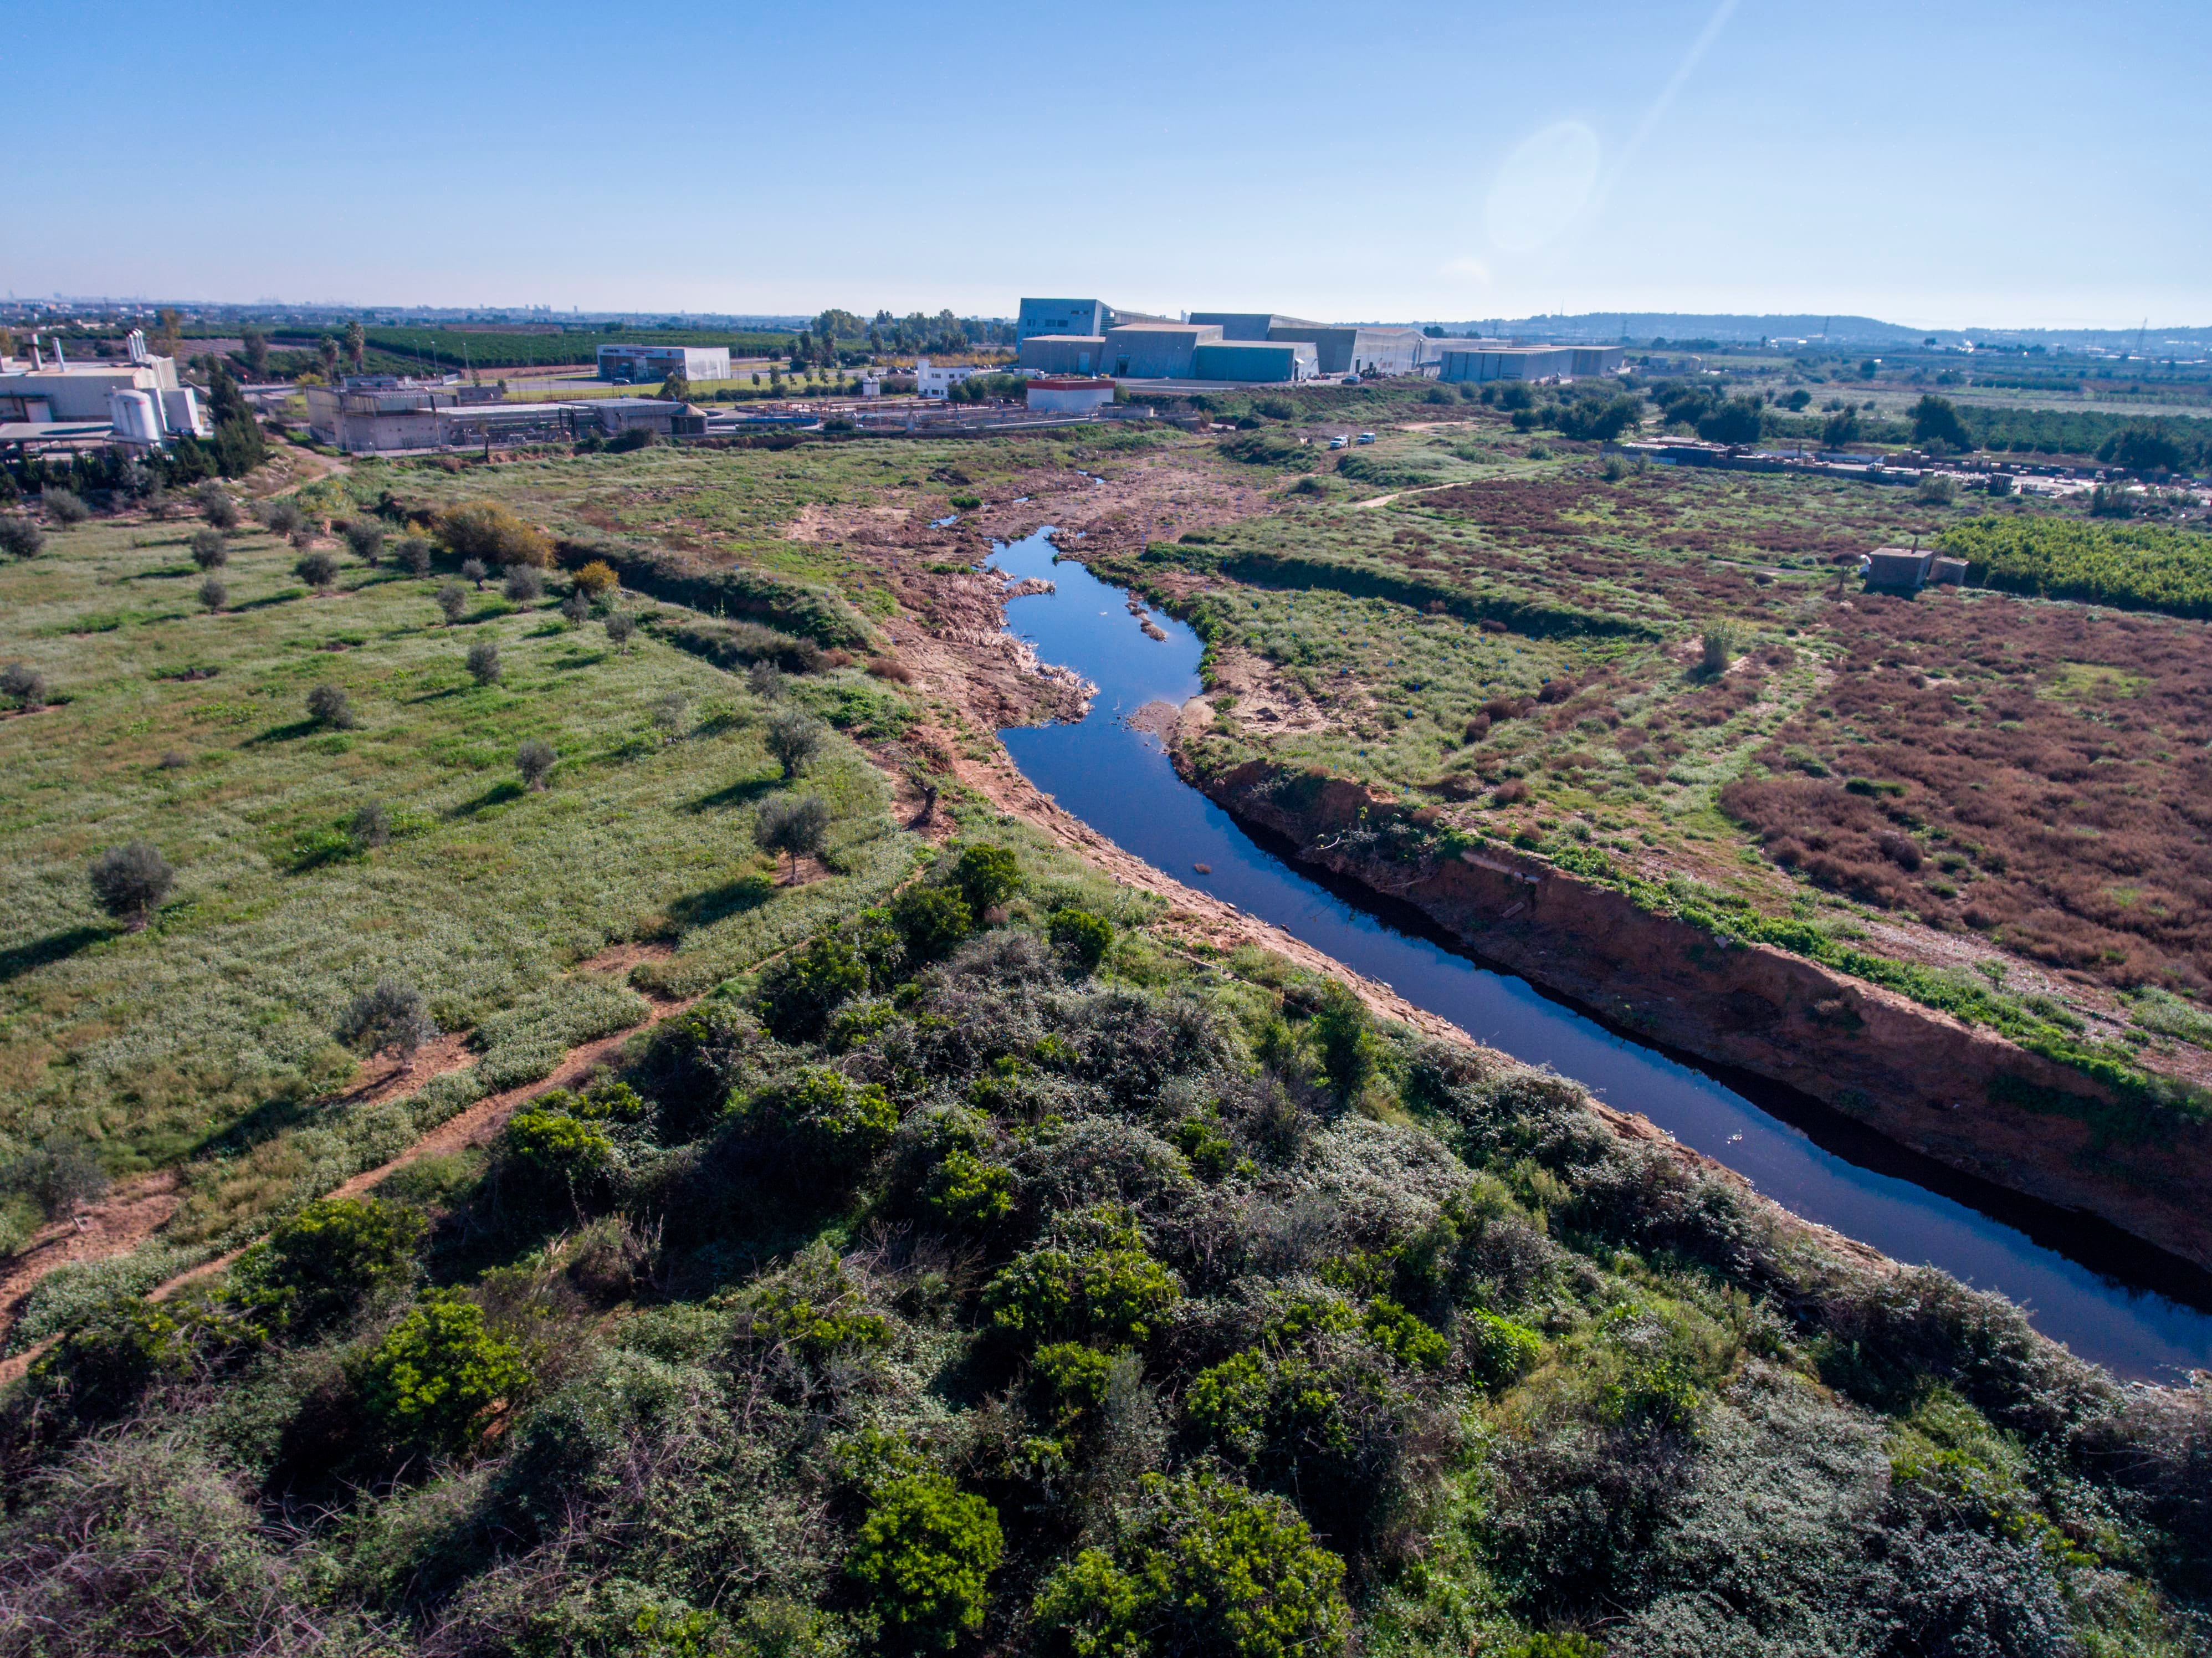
[0,1174,182,1334]
[1205,643,1337,738]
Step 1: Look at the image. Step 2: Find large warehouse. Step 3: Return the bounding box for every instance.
[1435,344,1622,383]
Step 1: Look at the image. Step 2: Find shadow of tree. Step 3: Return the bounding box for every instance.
[685,772,779,815]
[667,872,774,930]
[245,718,325,745]
[452,779,526,816]
[0,925,109,984]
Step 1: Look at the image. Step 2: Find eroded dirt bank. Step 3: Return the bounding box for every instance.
[1189,756,2212,1272]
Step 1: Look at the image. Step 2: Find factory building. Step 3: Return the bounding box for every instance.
[1436,345,1576,383]
[1015,298,1170,342]
[1192,340,1317,382]
[1103,322,1224,379]
[1570,346,1625,376]
[1264,324,1425,376]
[1016,335,1106,375]
[595,344,731,383]
[1187,312,1314,341]
[0,330,210,442]
[306,376,510,452]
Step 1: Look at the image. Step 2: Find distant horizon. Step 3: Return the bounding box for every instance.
[9,299,2207,350]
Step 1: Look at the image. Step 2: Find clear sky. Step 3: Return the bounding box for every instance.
[10,0,2206,329]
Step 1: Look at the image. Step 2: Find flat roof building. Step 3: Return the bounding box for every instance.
[0,331,210,441]
[1103,322,1223,380]
[1027,376,1117,413]
[596,344,731,383]
[1437,346,1576,383]
[1865,546,1936,590]
[1017,335,1107,376]
[1016,298,1170,342]
[1192,340,1317,383]
[1264,324,1425,377]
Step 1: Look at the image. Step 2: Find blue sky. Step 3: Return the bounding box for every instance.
[10,0,2207,327]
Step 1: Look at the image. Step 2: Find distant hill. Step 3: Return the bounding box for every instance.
[1417,314,2212,351]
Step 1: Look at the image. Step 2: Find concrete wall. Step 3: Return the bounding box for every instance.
[1103,324,1222,378]
[1028,380,1115,413]
[1017,335,1106,375]
[1192,341,1316,382]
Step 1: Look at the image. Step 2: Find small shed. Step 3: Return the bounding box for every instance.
[1930,556,1968,585]
[1864,546,1935,590]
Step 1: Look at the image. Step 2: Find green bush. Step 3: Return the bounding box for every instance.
[1170,1113,1236,1181]
[355,1293,529,1455]
[1032,1472,1349,1658]
[1466,1310,1545,1390]
[1048,908,1114,973]
[232,1195,424,1337]
[893,884,973,961]
[30,1293,187,1421]
[759,935,869,1041]
[924,1147,1016,1227]
[500,1105,615,1195]
[1308,980,1379,1099]
[953,843,1021,916]
[1361,1298,1448,1370]
[985,1212,1180,1348]
[846,1472,1005,1652]
[764,1065,898,1174]
[1031,1341,1116,1436]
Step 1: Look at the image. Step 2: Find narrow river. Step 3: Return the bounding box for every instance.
[987,528,2212,1382]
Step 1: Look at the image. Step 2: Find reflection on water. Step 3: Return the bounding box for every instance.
[988,528,2212,1382]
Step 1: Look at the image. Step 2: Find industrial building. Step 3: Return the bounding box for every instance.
[1435,345,1629,383]
[1186,313,1424,376]
[0,330,209,444]
[1026,376,1117,414]
[595,343,731,383]
[1016,335,1107,375]
[915,359,988,399]
[1192,340,1317,382]
[306,376,711,454]
[1015,298,1168,341]
[1863,545,1965,590]
[1102,323,1222,379]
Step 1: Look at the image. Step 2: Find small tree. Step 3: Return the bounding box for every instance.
[465,640,501,685]
[755,792,831,882]
[1309,978,1379,1099]
[748,659,786,700]
[343,520,385,564]
[0,516,43,560]
[198,577,227,613]
[196,481,240,530]
[2,662,46,712]
[437,581,469,623]
[350,801,391,848]
[355,1293,528,1456]
[43,487,89,526]
[397,535,433,576]
[766,707,826,778]
[560,589,591,627]
[296,548,340,591]
[441,500,550,569]
[1699,625,1735,676]
[516,738,556,790]
[335,978,438,1063]
[460,557,489,589]
[88,841,175,930]
[1048,908,1113,974]
[503,565,544,603]
[954,845,1021,917]
[604,611,636,651]
[571,560,617,600]
[262,498,306,538]
[343,318,366,372]
[189,526,228,569]
[306,683,357,729]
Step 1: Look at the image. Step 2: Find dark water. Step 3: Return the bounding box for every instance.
[987,528,2212,1382]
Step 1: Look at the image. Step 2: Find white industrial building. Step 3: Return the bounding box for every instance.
[1435,344,1622,383]
[915,359,988,398]
[0,331,210,444]
[595,343,731,383]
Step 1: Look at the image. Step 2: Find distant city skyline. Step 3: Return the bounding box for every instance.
[8,0,2206,331]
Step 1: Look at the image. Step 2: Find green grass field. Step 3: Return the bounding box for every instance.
[0,509,915,1199]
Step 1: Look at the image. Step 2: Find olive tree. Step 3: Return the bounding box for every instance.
[43,487,89,526]
[342,521,385,564]
[198,577,227,613]
[88,841,175,930]
[2,662,46,711]
[335,979,438,1063]
[560,589,591,627]
[306,683,357,729]
[503,565,544,603]
[262,498,306,538]
[296,548,340,591]
[766,707,826,778]
[604,611,636,651]
[397,535,433,576]
[437,581,469,623]
[188,527,227,570]
[755,792,831,882]
[466,640,501,685]
[196,482,240,530]
[516,738,556,790]
[0,516,43,560]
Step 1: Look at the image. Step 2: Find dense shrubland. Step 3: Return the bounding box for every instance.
[4,837,2207,1656]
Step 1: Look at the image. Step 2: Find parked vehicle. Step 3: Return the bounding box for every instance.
[1356,432,1376,444]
